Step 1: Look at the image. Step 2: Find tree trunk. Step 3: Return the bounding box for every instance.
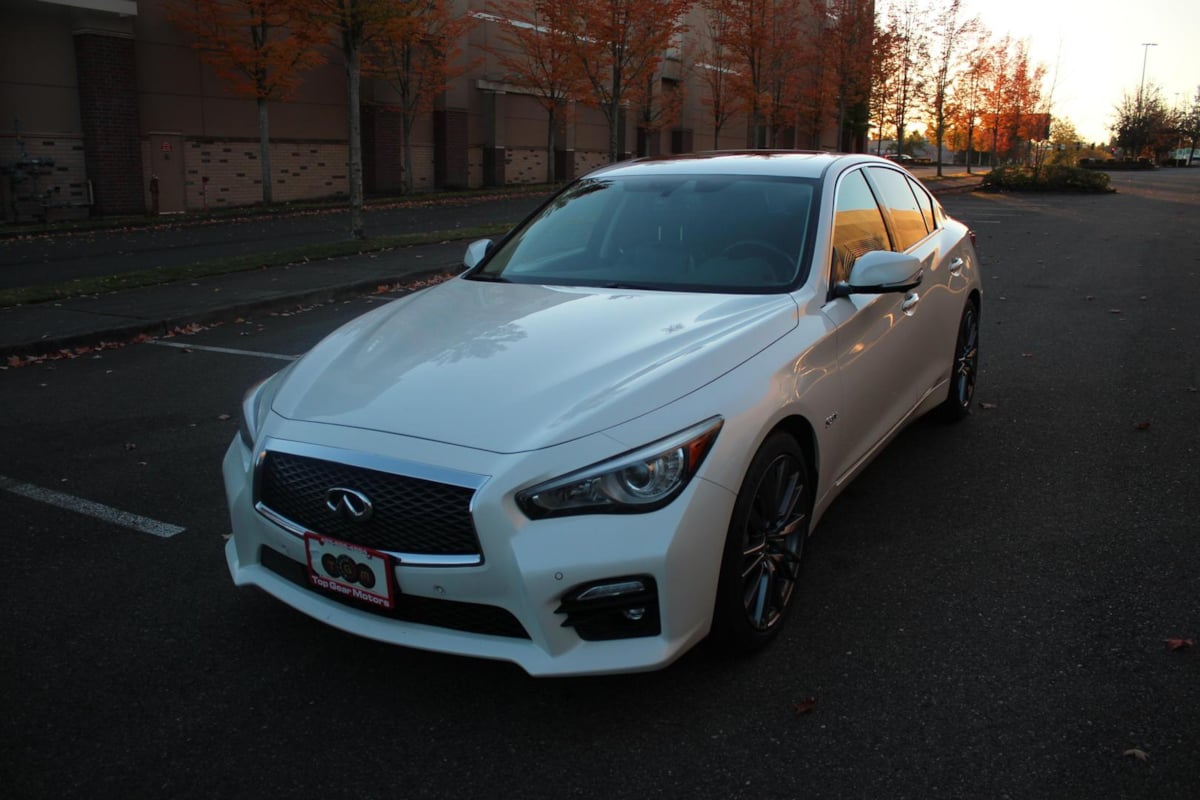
[935,112,944,177]
[258,97,273,204]
[402,117,415,195]
[546,107,557,184]
[966,118,975,174]
[345,37,365,240]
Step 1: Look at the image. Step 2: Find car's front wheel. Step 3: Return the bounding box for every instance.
[711,432,811,652]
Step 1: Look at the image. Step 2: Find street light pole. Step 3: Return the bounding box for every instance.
[1138,42,1158,107]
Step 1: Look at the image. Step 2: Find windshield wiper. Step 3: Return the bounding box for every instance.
[467,272,511,283]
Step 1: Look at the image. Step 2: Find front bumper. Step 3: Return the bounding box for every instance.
[222,422,737,676]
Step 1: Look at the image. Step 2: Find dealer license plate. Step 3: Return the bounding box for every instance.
[305,533,396,610]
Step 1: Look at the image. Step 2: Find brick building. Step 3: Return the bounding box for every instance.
[1,0,868,221]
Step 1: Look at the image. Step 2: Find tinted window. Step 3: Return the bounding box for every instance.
[906,175,938,232]
[474,175,816,292]
[830,169,890,285]
[868,167,929,251]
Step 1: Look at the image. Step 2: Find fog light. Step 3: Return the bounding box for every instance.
[556,575,660,641]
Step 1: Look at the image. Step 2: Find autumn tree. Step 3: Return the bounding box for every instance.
[1003,40,1046,162]
[1113,84,1175,161]
[1047,117,1081,164]
[297,0,400,239]
[795,2,837,148]
[976,36,1045,165]
[805,0,873,152]
[1177,88,1200,159]
[868,22,899,154]
[562,0,692,163]
[696,0,740,149]
[166,0,325,204]
[883,0,926,156]
[948,42,991,172]
[367,1,476,194]
[923,0,978,174]
[979,35,1012,165]
[718,0,806,148]
[486,0,584,182]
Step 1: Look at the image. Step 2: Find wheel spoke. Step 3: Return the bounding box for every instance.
[772,511,808,541]
[740,549,766,581]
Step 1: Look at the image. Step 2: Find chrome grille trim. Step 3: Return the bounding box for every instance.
[253,437,490,567]
[254,502,484,567]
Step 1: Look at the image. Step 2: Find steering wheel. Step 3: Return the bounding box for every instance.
[719,240,795,280]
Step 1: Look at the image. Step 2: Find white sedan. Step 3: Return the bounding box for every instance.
[223,152,981,676]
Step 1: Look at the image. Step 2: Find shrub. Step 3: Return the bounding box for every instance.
[981,165,1113,193]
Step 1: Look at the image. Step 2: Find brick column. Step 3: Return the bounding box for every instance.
[74,32,144,215]
[481,91,505,187]
[555,107,575,182]
[434,108,469,190]
[363,106,404,194]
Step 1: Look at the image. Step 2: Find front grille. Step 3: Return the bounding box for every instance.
[257,451,481,557]
[260,547,530,639]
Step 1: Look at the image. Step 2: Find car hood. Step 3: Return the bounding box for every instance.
[271,278,797,453]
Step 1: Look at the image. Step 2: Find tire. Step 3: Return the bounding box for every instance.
[939,301,979,422]
[711,432,811,653]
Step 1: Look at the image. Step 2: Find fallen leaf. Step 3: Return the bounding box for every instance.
[1123,748,1149,762]
[793,697,818,716]
[979,402,998,410]
[1166,638,1194,651]
[1133,422,1151,431]
[217,414,232,421]
[1021,352,1034,358]
[1109,309,1122,314]
[124,442,137,451]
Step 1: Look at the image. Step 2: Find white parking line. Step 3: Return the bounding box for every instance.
[0,475,186,538]
[148,341,297,361]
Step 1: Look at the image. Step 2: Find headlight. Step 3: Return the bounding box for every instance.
[237,367,290,449]
[517,417,723,519]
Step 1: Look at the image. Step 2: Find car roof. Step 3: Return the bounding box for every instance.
[586,151,890,180]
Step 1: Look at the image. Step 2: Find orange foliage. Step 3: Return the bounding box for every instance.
[166,0,325,101]
[559,0,693,161]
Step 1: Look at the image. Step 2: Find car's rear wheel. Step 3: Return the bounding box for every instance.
[711,432,810,652]
[940,301,979,421]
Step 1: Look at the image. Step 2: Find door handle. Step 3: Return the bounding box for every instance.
[949,257,965,276]
[902,292,920,314]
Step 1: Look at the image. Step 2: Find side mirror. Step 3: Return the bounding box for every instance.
[833,250,923,298]
[463,238,494,270]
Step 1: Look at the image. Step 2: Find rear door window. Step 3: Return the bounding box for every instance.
[867,167,930,251]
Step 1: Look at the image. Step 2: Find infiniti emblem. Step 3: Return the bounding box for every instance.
[325,487,374,522]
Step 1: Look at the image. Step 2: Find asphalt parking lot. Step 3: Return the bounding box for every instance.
[2,168,1198,798]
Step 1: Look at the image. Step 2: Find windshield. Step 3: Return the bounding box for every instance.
[471,174,817,292]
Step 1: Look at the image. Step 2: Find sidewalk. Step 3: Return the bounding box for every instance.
[0,172,983,361]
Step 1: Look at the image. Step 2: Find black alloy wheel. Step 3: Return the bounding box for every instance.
[941,302,979,421]
[713,432,810,651]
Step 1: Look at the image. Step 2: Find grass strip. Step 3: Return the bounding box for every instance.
[1,184,553,239]
[0,223,511,308]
